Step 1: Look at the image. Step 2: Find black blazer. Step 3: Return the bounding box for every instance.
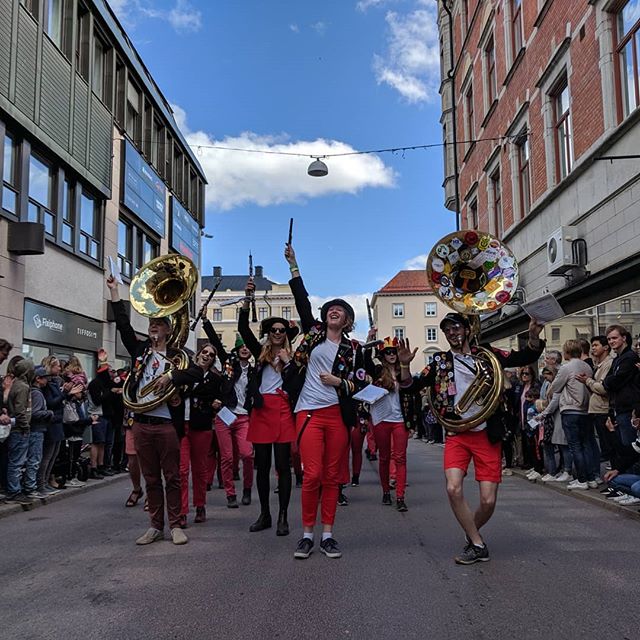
[189,369,225,430]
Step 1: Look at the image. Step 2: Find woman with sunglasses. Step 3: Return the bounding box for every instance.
[513,366,540,473]
[283,243,367,560]
[238,280,299,537]
[179,342,224,526]
[364,334,419,511]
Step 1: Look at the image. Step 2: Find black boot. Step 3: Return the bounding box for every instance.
[241,488,251,505]
[276,509,289,536]
[249,512,272,532]
[89,467,104,480]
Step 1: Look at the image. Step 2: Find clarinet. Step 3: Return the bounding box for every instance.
[249,251,258,323]
[190,276,222,331]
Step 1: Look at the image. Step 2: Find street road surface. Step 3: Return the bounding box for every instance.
[1,441,636,640]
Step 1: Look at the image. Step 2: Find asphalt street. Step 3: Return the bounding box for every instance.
[1,440,637,640]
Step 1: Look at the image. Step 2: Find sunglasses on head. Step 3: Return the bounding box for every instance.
[270,327,286,335]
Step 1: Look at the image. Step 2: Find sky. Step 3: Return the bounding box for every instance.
[108,0,456,337]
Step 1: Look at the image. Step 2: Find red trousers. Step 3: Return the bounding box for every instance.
[180,424,212,514]
[374,421,409,499]
[366,421,377,454]
[297,405,349,528]
[133,421,181,531]
[215,414,253,497]
[351,425,366,477]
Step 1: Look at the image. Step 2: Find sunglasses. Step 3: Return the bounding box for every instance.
[270,327,286,335]
[383,348,397,355]
[442,323,463,333]
[521,372,531,376]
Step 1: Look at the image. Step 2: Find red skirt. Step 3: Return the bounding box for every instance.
[247,391,296,444]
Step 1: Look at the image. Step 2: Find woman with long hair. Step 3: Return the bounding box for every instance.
[364,336,418,511]
[283,243,366,560]
[179,342,223,526]
[238,280,299,536]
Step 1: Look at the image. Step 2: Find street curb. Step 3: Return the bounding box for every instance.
[511,469,640,522]
[0,473,129,520]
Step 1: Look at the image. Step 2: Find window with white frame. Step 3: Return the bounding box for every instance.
[258,307,267,321]
[282,306,292,320]
[490,165,503,238]
[28,154,55,236]
[616,2,640,119]
[393,327,405,340]
[464,82,475,147]
[551,76,573,180]
[485,35,497,106]
[511,0,523,56]
[392,303,405,318]
[212,309,222,322]
[425,327,438,342]
[468,196,478,229]
[2,133,18,215]
[425,302,437,317]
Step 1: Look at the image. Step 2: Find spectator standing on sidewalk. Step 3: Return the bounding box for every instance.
[603,325,640,447]
[86,363,114,480]
[0,339,14,493]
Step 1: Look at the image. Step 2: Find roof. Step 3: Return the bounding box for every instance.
[201,275,275,293]
[376,270,432,294]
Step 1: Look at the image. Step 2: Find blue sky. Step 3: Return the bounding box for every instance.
[109,0,455,333]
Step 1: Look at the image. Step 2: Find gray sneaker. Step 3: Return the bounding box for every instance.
[170,528,188,545]
[455,542,490,565]
[26,490,47,500]
[135,528,164,545]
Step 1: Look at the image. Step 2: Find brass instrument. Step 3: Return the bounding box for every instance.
[123,254,198,412]
[425,230,519,432]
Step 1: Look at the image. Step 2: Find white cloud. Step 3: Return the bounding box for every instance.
[403,253,428,270]
[309,294,373,341]
[171,104,397,212]
[311,21,327,36]
[289,23,300,33]
[356,0,393,12]
[371,3,441,103]
[108,0,201,34]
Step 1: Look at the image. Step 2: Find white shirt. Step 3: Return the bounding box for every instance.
[139,351,171,419]
[260,364,282,395]
[232,364,250,415]
[453,354,486,432]
[295,339,339,412]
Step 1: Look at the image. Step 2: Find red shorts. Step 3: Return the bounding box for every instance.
[443,429,502,483]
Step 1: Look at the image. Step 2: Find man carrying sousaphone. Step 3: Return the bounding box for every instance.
[107,264,204,546]
[398,230,545,565]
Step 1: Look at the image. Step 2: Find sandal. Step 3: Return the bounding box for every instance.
[126,489,144,507]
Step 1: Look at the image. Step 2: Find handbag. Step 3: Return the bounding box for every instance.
[63,400,80,424]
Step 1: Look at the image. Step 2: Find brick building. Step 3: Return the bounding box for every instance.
[439,0,640,344]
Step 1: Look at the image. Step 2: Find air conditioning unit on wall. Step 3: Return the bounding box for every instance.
[546,226,578,276]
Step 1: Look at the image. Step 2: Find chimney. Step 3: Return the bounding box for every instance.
[213,266,222,277]
[255,265,263,278]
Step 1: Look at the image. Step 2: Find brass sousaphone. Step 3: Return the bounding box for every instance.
[123,254,198,412]
[425,230,519,432]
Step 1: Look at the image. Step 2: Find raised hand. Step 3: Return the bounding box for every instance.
[396,338,418,365]
[284,243,297,266]
[366,327,377,342]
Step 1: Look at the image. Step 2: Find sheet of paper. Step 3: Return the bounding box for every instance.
[352,384,389,404]
[528,418,540,430]
[217,406,237,426]
[370,393,394,425]
[108,256,124,284]
[521,293,565,324]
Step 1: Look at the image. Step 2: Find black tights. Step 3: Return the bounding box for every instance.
[253,443,291,514]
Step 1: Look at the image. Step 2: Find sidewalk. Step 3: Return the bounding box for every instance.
[0,473,129,520]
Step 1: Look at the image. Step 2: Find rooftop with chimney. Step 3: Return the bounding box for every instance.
[201,265,276,293]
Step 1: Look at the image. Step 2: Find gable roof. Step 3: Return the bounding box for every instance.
[377,270,432,294]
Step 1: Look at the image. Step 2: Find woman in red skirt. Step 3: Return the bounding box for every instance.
[238,280,299,536]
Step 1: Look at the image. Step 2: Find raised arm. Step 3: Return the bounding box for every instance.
[236,279,262,359]
[106,276,139,357]
[200,308,229,363]
[285,244,316,333]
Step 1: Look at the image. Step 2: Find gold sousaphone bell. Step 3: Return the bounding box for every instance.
[123,254,198,412]
[425,230,520,432]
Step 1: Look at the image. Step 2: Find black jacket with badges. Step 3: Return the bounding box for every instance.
[110,299,203,437]
[283,275,367,429]
[188,368,225,430]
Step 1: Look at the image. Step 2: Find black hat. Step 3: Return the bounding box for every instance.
[439,312,470,330]
[320,299,355,323]
[260,317,300,342]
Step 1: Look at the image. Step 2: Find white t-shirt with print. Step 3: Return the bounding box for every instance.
[295,339,340,412]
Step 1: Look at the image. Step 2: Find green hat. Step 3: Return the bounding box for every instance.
[234,335,245,350]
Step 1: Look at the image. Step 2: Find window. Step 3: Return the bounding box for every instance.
[28,154,55,236]
[79,191,99,259]
[20,0,38,18]
[174,148,183,198]
[490,166,503,238]
[117,219,133,278]
[425,327,438,342]
[464,84,475,144]
[393,327,405,340]
[282,306,292,321]
[468,197,478,229]
[92,34,107,100]
[425,302,437,317]
[135,232,158,270]
[616,2,640,118]
[551,327,560,342]
[258,307,267,321]
[61,180,74,245]
[461,0,469,37]
[46,0,64,48]
[552,77,573,180]
[165,134,173,183]
[621,299,632,312]
[511,0,523,55]
[151,117,163,169]
[392,303,405,318]
[485,36,497,105]
[75,2,90,79]
[516,130,531,216]
[2,133,18,215]
[126,80,141,143]
[115,58,126,125]
[212,309,222,322]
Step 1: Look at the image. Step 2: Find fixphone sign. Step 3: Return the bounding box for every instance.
[23,300,103,351]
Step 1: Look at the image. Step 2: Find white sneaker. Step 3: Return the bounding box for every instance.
[593,477,604,486]
[67,478,86,487]
[587,480,599,489]
[528,471,542,481]
[502,468,513,476]
[555,472,571,482]
[567,481,589,490]
[613,494,632,503]
[540,474,555,482]
[619,496,640,506]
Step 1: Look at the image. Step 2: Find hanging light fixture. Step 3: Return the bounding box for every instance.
[307,157,328,177]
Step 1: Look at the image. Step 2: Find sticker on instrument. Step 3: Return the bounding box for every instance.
[355,368,366,381]
[435,244,450,259]
[447,382,457,395]
[450,237,463,250]
[447,250,460,265]
[431,257,445,273]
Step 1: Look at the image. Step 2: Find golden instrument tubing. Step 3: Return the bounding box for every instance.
[123,253,198,412]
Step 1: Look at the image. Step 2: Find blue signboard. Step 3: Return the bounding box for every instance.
[122,140,166,236]
[171,196,201,267]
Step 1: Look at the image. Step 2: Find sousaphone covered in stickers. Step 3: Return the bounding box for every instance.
[425,230,519,432]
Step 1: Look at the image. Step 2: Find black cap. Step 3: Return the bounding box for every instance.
[439,313,470,330]
[260,317,300,342]
[320,299,355,323]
